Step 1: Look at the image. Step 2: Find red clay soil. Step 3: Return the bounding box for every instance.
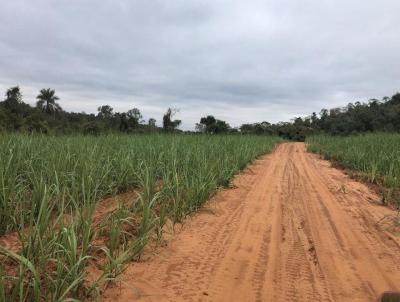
[102,143,399,301]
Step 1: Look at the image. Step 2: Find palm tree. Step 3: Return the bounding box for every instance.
[36,88,62,115]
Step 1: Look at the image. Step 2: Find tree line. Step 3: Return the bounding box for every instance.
[0,85,399,140]
[0,86,181,134]
[239,92,400,140]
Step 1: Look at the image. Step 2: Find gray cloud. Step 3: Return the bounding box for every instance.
[1,0,400,129]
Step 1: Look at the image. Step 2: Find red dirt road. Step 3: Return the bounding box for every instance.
[103,143,400,302]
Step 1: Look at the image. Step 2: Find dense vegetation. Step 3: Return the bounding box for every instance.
[1,85,399,140]
[307,134,400,206]
[0,134,282,301]
[241,92,400,140]
[0,87,180,135]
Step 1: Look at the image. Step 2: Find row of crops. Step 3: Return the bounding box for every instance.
[0,134,282,301]
[307,133,400,206]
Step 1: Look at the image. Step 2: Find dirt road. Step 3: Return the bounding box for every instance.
[103,143,400,302]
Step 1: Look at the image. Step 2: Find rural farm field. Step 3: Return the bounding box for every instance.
[2,0,400,301]
[0,134,282,301]
[1,134,400,302]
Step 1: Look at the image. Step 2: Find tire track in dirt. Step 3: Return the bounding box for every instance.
[102,143,400,302]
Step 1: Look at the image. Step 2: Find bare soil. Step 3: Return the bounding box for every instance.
[102,143,400,302]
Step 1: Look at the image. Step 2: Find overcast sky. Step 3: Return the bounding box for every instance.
[1,1,399,129]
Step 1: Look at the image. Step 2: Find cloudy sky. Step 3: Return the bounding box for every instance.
[1,0,399,129]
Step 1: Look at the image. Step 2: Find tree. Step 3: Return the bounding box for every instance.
[97,105,114,118]
[213,120,230,133]
[198,115,215,133]
[4,86,23,113]
[163,108,181,132]
[5,86,22,103]
[2,86,32,129]
[0,107,7,131]
[127,108,142,120]
[82,122,101,135]
[240,122,273,135]
[198,115,230,134]
[118,113,129,132]
[311,112,318,127]
[126,108,142,128]
[200,115,216,130]
[195,123,206,133]
[36,88,62,115]
[148,118,156,127]
[24,112,48,133]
